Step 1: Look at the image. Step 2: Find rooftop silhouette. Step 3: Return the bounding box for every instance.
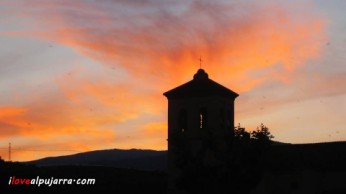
[164,69,238,99]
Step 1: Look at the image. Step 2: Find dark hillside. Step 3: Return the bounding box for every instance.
[26,149,167,171]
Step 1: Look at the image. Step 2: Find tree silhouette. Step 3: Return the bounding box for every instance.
[0,156,4,165]
[251,123,274,142]
[234,123,250,142]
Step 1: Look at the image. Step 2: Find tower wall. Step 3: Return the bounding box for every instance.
[164,69,238,193]
[167,96,236,192]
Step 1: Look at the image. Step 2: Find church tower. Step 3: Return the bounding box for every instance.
[164,69,239,192]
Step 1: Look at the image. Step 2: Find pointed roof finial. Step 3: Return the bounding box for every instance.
[199,56,202,69]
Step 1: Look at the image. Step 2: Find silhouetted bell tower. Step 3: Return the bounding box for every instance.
[164,68,239,193]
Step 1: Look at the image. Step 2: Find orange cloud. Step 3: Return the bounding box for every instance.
[0,83,119,161]
[0,107,27,126]
[106,121,167,151]
[0,103,117,138]
[142,122,167,139]
[5,0,326,92]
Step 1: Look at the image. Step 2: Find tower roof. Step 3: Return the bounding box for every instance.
[163,69,239,99]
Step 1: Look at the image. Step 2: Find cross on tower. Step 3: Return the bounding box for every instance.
[199,57,202,69]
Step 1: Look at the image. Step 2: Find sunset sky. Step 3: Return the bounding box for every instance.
[0,0,345,161]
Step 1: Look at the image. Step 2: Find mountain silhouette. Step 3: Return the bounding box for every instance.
[26,149,167,171]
